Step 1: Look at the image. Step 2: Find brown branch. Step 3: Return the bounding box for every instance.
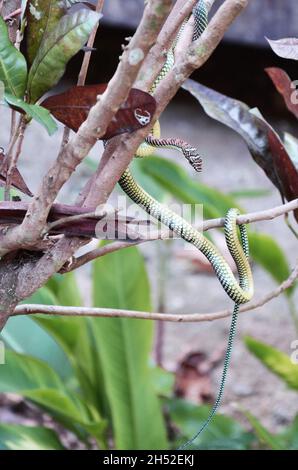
[14,260,298,322]
[77,0,104,86]
[0,0,173,255]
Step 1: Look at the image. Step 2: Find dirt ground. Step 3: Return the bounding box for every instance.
[1,94,297,435]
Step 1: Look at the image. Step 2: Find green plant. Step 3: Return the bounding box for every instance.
[0,245,167,450]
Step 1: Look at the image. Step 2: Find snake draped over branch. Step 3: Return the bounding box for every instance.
[118,0,254,449]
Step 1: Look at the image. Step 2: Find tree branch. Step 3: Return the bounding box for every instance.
[65,199,298,272]
[203,198,298,231]
[0,0,173,254]
[14,260,298,322]
[81,0,249,210]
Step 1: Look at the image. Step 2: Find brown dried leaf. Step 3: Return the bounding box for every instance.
[0,153,33,197]
[265,67,298,119]
[42,84,156,139]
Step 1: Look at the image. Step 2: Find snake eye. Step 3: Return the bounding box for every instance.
[134,109,151,126]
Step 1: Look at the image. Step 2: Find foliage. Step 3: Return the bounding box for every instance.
[242,336,298,450]
[0,3,101,131]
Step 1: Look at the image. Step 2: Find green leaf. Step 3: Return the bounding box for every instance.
[0,349,105,443]
[23,388,105,442]
[0,286,71,379]
[151,366,175,398]
[47,272,83,306]
[4,92,58,135]
[131,157,169,201]
[242,410,284,450]
[167,399,253,450]
[135,156,241,219]
[0,423,64,450]
[245,336,298,390]
[248,232,292,294]
[0,17,27,97]
[34,274,107,415]
[92,244,168,450]
[27,9,101,103]
[26,0,67,65]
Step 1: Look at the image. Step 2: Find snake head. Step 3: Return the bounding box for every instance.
[184,147,203,172]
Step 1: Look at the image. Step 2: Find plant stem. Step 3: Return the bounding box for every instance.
[58,0,105,152]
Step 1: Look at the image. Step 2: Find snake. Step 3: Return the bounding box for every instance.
[118,0,254,448]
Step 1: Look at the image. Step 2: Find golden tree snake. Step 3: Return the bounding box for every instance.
[118,0,254,448]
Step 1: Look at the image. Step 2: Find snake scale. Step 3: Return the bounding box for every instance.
[119,0,254,448]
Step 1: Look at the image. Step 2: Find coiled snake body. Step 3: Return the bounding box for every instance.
[119,0,254,448]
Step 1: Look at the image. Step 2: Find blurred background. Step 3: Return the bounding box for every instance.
[0,0,298,450]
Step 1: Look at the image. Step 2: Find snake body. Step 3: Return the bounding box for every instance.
[118,0,254,448]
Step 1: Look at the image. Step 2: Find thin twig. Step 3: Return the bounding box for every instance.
[203,198,298,231]
[59,0,105,148]
[45,208,113,233]
[14,261,298,322]
[77,0,104,86]
[5,118,27,200]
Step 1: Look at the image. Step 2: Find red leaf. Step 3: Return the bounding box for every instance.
[42,85,156,139]
[0,153,33,197]
[265,67,298,119]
